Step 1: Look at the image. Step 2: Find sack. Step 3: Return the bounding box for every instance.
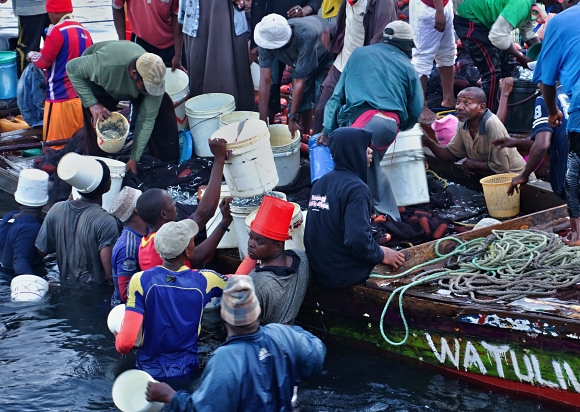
[0,115,29,133]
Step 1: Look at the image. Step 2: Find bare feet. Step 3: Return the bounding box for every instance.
[380,246,405,270]
[419,105,438,125]
[441,97,456,108]
[563,218,580,246]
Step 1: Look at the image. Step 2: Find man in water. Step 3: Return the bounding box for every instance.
[144,275,326,409]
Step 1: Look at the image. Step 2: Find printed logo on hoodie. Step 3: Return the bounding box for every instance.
[309,194,329,210]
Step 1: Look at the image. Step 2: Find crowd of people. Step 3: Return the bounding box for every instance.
[1,0,580,408]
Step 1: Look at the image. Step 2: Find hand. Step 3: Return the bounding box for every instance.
[517,54,532,70]
[89,103,111,122]
[434,10,446,32]
[548,110,563,128]
[249,47,259,64]
[507,173,529,196]
[499,77,514,96]
[146,382,175,404]
[26,51,39,62]
[316,133,329,146]
[126,159,138,174]
[287,5,304,17]
[288,118,302,139]
[0,0,8,4]
[491,137,514,149]
[232,0,244,10]
[171,54,182,72]
[209,138,228,160]
[380,246,405,271]
[460,159,475,177]
[219,197,233,222]
[421,132,433,146]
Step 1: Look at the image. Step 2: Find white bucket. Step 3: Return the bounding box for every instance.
[14,169,49,207]
[10,275,49,301]
[58,153,103,194]
[107,304,143,346]
[269,125,301,186]
[245,202,304,251]
[250,62,260,91]
[165,68,190,131]
[112,370,164,412]
[219,111,260,129]
[211,119,279,198]
[96,112,129,154]
[185,93,236,157]
[70,156,126,213]
[380,124,429,206]
[205,185,238,249]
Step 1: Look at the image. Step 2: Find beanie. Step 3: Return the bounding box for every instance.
[46,0,73,13]
[220,275,261,326]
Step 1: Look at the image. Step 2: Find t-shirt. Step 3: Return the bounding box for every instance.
[532,6,580,136]
[447,109,527,174]
[248,249,310,326]
[0,212,43,276]
[35,200,120,284]
[457,0,534,30]
[12,0,46,16]
[333,0,367,73]
[112,0,179,50]
[138,231,192,271]
[111,227,143,306]
[258,16,329,79]
[125,265,227,379]
[531,89,569,198]
[421,0,450,8]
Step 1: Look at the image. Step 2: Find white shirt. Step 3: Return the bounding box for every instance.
[333,0,368,72]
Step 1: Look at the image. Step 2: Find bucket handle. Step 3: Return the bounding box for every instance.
[188,112,224,130]
[507,90,540,107]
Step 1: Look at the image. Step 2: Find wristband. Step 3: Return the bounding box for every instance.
[218,223,230,232]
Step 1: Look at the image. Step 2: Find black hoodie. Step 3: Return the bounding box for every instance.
[304,128,384,288]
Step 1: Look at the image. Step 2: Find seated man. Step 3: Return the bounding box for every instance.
[244,195,309,325]
[109,187,147,307]
[0,169,49,277]
[115,219,228,380]
[145,275,326,410]
[305,127,405,289]
[421,87,528,176]
[35,156,120,284]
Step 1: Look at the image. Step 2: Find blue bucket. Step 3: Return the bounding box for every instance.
[309,134,335,183]
[0,51,18,100]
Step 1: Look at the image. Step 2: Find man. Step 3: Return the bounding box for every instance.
[244,196,309,325]
[144,275,326,410]
[0,0,50,77]
[28,0,93,148]
[35,155,120,284]
[532,0,580,244]
[0,169,48,277]
[109,187,146,307]
[115,219,228,379]
[305,128,406,289]
[112,0,183,70]
[255,14,333,137]
[322,21,423,219]
[137,139,233,270]
[66,41,178,174]
[409,0,456,123]
[421,87,528,176]
[312,0,397,134]
[454,0,554,112]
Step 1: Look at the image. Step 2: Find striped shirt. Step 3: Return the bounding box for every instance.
[31,18,93,102]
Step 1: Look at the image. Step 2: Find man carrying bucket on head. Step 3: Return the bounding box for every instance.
[235,196,310,326]
[115,219,228,380]
[66,41,180,174]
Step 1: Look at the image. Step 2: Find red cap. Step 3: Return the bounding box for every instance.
[250,196,294,241]
[46,0,73,13]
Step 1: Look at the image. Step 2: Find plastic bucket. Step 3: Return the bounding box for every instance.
[70,156,126,212]
[219,111,259,128]
[96,112,129,154]
[165,68,190,130]
[269,125,301,186]
[504,80,539,134]
[10,275,49,301]
[0,51,17,100]
[245,202,304,251]
[107,304,143,346]
[205,185,238,249]
[14,169,49,207]
[58,153,104,194]
[211,119,279,197]
[112,370,164,412]
[480,173,520,219]
[185,93,236,157]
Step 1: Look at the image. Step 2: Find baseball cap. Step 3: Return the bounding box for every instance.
[154,219,199,260]
[383,21,416,49]
[254,14,292,49]
[136,53,166,96]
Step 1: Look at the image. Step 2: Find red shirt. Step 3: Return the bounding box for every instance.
[421,0,450,8]
[112,0,179,50]
[138,232,191,271]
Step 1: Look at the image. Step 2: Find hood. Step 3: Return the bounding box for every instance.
[329,127,372,183]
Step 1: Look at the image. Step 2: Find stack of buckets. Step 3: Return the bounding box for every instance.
[185,93,235,157]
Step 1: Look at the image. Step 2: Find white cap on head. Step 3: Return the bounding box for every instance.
[136,53,166,96]
[254,14,292,50]
[383,21,416,48]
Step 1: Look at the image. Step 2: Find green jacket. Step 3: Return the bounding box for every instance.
[323,42,423,136]
[66,41,163,162]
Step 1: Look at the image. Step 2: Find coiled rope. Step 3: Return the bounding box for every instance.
[369,230,580,346]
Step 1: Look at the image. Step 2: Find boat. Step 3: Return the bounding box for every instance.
[296,204,580,408]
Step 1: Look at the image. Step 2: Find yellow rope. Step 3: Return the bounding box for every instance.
[425,168,449,189]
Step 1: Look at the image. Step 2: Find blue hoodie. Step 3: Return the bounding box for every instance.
[304,127,384,288]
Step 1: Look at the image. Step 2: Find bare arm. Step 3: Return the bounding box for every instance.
[190,199,233,268]
[258,67,272,123]
[422,134,461,162]
[100,245,113,283]
[496,77,513,124]
[288,77,306,138]
[171,14,184,71]
[112,7,127,41]
[540,84,562,127]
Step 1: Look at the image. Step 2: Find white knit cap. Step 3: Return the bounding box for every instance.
[110,187,142,223]
[254,14,292,49]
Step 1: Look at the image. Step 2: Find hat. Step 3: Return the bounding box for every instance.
[136,53,166,97]
[249,196,295,241]
[432,115,459,145]
[14,169,49,207]
[154,219,199,259]
[110,187,142,223]
[46,0,73,13]
[220,275,261,326]
[383,21,415,49]
[57,153,104,194]
[254,14,292,49]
